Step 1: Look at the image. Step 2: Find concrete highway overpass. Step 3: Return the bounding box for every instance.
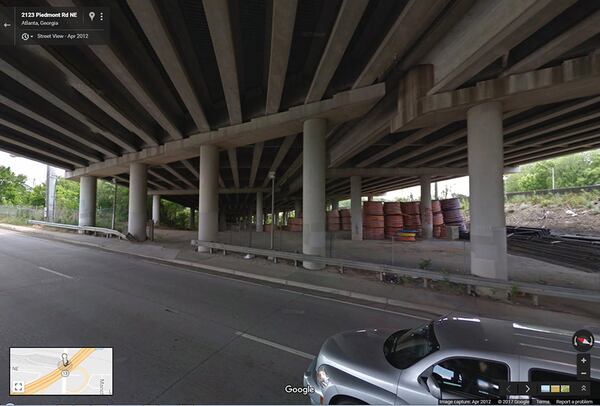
[1,0,600,280]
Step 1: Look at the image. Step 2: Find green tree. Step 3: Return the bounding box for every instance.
[0,166,29,204]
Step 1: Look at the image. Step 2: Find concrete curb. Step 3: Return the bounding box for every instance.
[0,223,445,316]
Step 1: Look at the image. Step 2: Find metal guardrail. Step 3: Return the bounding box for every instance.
[192,240,600,304]
[28,220,128,240]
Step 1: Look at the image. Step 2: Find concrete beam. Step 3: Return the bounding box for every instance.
[305,0,368,103]
[148,188,271,196]
[203,0,242,125]
[127,0,210,132]
[182,159,199,178]
[327,167,467,178]
[424,0,576,93]
[0,116,98,163]
[148,169,180,189]
[393,54,600,131]
[277,153,302,187]
[249,142,264,187]
[261,134,296,187]
[265,0,297,114]
[0,93,114,159]
[162,164,196,189]
[65,83,385,179]
[227,148,240,188]
[502,10,600,76]
[0,133,81,168]
[0,56,137,153]
[26,46,159,147]
[353,0,448,89]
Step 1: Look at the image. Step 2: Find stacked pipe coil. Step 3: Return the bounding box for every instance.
[326,210,341,231]
[363,201,384,239]
[432,200,444,238]
[340,209,351,231]
[383,202,403,239]
[440,198,466,232]
[400,201,421,234]
[286,217,303,232]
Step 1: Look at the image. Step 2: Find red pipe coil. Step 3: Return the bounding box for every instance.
[383,202,402,215]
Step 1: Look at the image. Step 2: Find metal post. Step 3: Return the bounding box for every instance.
[269,171,275,250]
[111,178,117,229]
[551,167,556,189]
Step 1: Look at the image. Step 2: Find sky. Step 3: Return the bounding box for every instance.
[0,151,65,187]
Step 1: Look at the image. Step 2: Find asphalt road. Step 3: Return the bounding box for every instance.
[0,229,435,404]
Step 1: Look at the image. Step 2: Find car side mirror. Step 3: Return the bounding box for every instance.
[426,374,442,399]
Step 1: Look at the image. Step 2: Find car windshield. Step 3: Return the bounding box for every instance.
[384,322,439,369]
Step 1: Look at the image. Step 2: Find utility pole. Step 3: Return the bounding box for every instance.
[269,171,276,250]
[111,178,117,229]
[551,167,556,189]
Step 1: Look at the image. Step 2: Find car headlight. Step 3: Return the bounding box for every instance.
[316,365,330,389]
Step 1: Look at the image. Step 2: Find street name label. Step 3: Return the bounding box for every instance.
[10,347,113,395]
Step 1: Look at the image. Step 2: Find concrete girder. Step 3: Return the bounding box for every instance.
[327,167,468,178]
[305,0,369,103]
[357,126,444,168]
[248,142,264,187]
[0,56,137,153]
[394,54,600,131]
[65,83,385,179]
[148,169,180,190]
[127,0,210,132]
[227,148,240,188]
[0,117,94,164]
[0,93,114,159]
[261,134,297,187]
[502,10,600,76]
[276,153,302,187]
[25,46,159,147]
[203,0,242,125]
[0,133,81,168]
[425,0,576,94]
[182,159,199,178]
[161,164,196,189]
[148,188,272,196]
[353,0,449,89]
[265,0,297,114]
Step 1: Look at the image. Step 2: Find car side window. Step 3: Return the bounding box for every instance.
[432,358,508,399]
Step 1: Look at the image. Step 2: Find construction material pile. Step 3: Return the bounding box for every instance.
[506,226,600,272]
[286,216,302,232]
[363,201,385,240]
[383,202,403,239]
[439,198,467,232]
[432,200,445,238]
[326,210,340,231]
[400,201,421,235]
[340,209,351,231]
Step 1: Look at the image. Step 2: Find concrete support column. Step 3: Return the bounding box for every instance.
[219,211,226,231]
[128,163,147,241]
[331,199,339,211]
[78,175,97,227]
[468,102,507,280]
[256,192,264,232]
[302,118,327,270]
[350,176,362,241]
[152,194,161,226]
[420,176,432,239]
[294,199,302,218]
[198,145,219,252]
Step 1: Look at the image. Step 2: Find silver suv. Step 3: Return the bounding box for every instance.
[303,315,599,404]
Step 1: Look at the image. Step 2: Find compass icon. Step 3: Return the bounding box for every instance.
[572,329,595,352]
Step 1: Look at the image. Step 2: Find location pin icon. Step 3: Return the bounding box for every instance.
[61,353,69,366]
[89,11,95,21]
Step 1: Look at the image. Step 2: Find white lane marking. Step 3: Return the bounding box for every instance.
[235,331,315,360]
[281,289,431,321]
[38,266,73,279]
